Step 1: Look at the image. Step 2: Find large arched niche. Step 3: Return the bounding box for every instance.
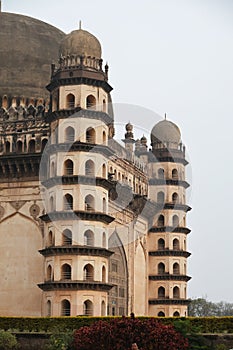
[0,213,43,316]
[134,242,147,315]
[108,231,128,316]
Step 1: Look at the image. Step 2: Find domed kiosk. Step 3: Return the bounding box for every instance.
[151,119,181,149]
[60,28,102,58]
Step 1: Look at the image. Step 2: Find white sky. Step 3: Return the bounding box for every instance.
[3,0,233,302]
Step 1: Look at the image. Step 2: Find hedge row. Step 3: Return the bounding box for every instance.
[0,316,233,334]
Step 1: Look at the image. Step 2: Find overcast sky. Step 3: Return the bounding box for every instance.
[3,0,233,302]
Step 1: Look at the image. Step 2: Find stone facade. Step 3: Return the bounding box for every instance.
[0,10,191,317]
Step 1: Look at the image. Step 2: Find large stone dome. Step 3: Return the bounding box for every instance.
[0,12,65,100]
[151,119,181,144]
[60,29,102,58]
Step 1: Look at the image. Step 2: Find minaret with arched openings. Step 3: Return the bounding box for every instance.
[38,27,115,317]
[147,118,191,317]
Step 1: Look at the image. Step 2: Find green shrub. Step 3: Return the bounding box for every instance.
[45,332,73,350]
[215,345,227,350]
[0,330,18,350]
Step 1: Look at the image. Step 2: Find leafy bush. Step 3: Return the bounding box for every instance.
[72,317,189,350]
[173,319,208,349]
[0,330,18,350]
[46,332,73,350]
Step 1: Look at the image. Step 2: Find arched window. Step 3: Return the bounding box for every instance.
[84,230,94,246]
[61,299,70,316]
[158,168,164,179]
[157,191,165,203]
[102,164,106,178]
[173,238,180,250]
[85,160,95,176]
[85,194,95,211]
[173,263,180,275]
[5,141,10,154]
[102,232,106,248]
[86,95,96,110]
[158,238,165,250]
[41,138,48,152]
[158,286,165,298]
[46,300,52,317]
[64,126,75,142]
[48,231,53,246]
[172,169,178,180]
[63,194,73,210]
[173,286,180,299]
[49,196,54,212]
[101,300,106,316]
[103,130,107,144]
[62,229,72,245]
[83,300,93,316]
[103,99,106,113]
[16,141,23,153]
[172,192,179,204]
[158,311,165,317]
[64,159,74,175]
[102,266,106,282]
[172,215,179,227]
[28,139,35,153]
[173,311,180,316]
[2,96,8,109]
[86,127,95,143]
[103,198,106,213]
[83,264,94,281]
[61,264,71,280]
[51,162,55,177]
[66,93,75,109]
[47,265,53,281]
[157,215,164,227]
[158,262,165,274]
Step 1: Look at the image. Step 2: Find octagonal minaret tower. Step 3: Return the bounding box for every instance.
[38,26,115,317]
[147,118,191,317]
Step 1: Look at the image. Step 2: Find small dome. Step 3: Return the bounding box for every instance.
[151,119,181,144]
[60,29,102,58]
[126,122,133,132]
[141,135,147,144]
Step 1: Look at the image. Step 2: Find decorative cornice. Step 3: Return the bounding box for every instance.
[163,203,192,212]
[149,226,191,234]
[46,73,113,94]
[149,250,191,258]
[38,281,114,292]
[39,245,114,257]
[44,141,114,158]
[0,153,41,180]
[46,107,113,124]
[149,274,191,282]
[149,298,191,305]
[40,210,115,224]
[149,179,190,189]
[42,175,114,191]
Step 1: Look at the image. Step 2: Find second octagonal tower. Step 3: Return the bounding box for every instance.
[147,119,191,317]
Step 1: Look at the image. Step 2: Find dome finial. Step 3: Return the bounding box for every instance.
[164,112,167,120]
[79,20,82,30]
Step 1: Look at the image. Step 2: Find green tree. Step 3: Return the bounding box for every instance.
[188,298,233,317]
